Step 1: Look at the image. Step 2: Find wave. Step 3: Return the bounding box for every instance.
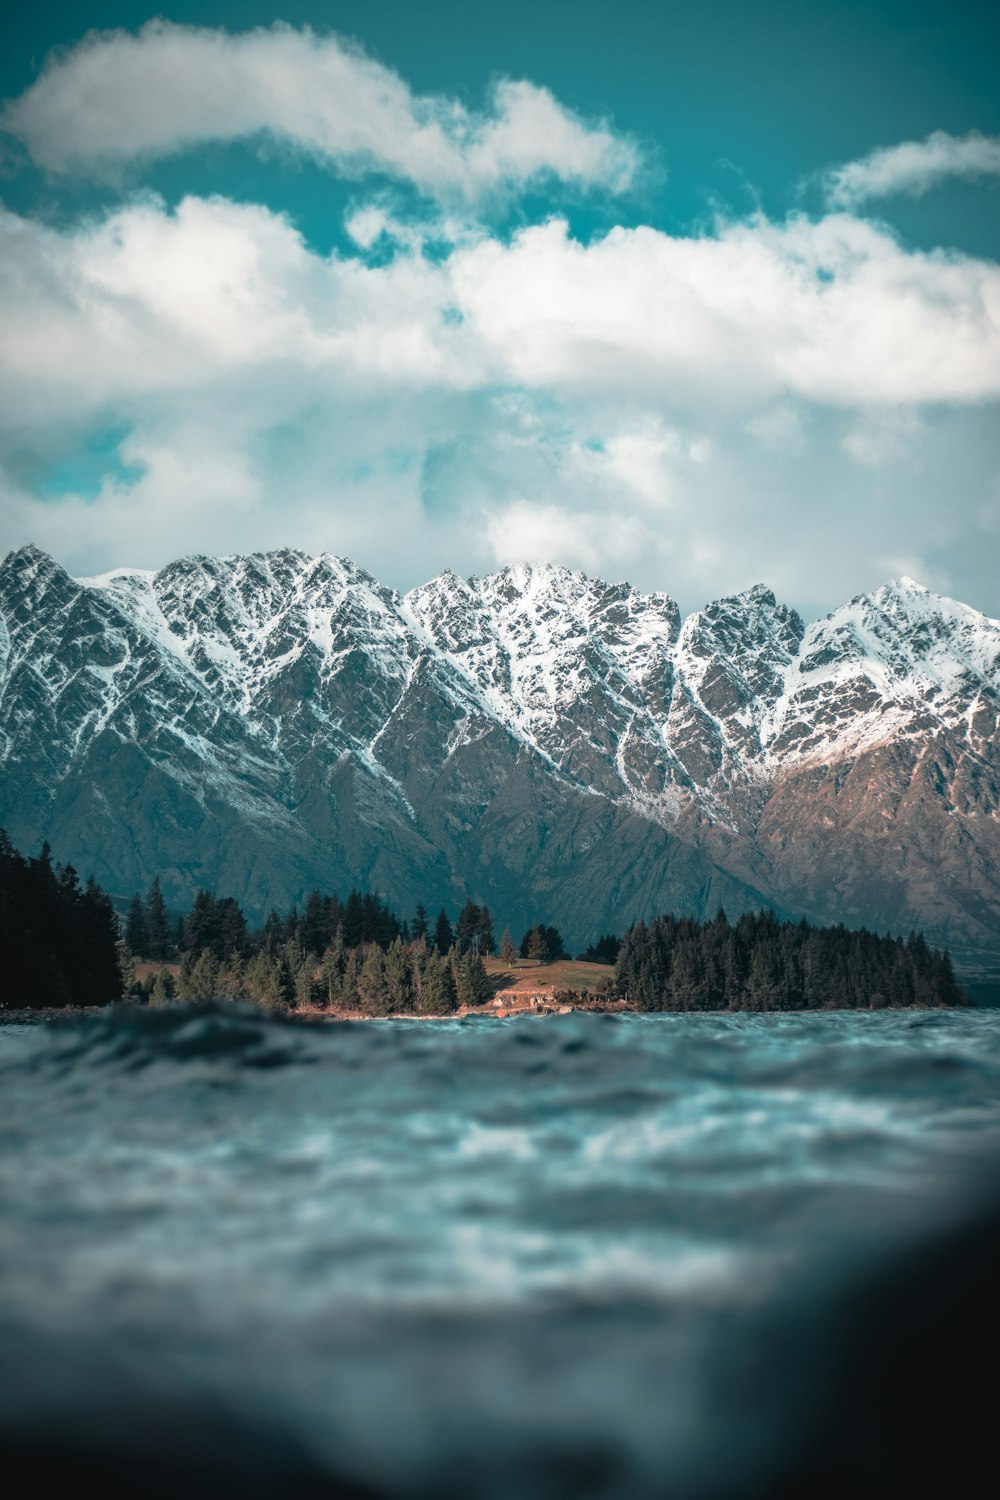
[1,1005,999,1498]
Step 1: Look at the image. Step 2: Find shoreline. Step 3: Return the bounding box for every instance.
[0,997,969,1023]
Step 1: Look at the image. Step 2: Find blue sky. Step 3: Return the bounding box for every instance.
[1,2,998,617]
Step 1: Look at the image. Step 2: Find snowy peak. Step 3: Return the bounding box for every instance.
[3,545,1000,975]
[4,545,997,797]
[762,577,1000,763]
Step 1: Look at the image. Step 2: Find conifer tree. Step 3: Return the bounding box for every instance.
[181,948,220,1002]
[218,950,246,1002]
[418,950,457,1015]
[456,899,481,953]
[117,937,138,998]
[456,950,490,1007]
[293,954,320,1009]
[125,893,147,957]
[185,890,217,956]
[149,968,175,1006]
[145,877,169,961]
[343,890,365,948]
[434,909,454,955]
[524,925,548,963]
[321,926,346,1008]
[303,890,328,954]
[358,946,392,1015]
[412,905,430,943]
[217,898,249,960]
[261,910,284,955]
[384,937,413,1012]
[500,928,517,966]
[243,950,292,1011]
[340,948,361,1010]
[177,949,194,998]
[544,926,566,961]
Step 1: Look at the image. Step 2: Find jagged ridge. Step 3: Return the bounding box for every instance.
[1,545,998,978]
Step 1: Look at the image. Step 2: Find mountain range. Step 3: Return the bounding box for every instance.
[2,544,998,990]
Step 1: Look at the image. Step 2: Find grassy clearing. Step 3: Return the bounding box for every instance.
[484,957,615,994]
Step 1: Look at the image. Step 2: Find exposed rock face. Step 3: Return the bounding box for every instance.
[1,545,998,978]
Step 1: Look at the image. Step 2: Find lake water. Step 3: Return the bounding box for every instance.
[1,1005,999,1498]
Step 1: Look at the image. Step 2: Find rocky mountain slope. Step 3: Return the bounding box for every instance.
[1,544,998,981]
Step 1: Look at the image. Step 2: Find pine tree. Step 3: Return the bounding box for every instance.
[477,905,495,957]
[218,950,246,1002]
[340,948,361,1010]
[183,948,221,1002]
[185,890,217,957]
[434,909,453,954]
[293,954,320,1009]
[358,946,392,1015]
[456,950,490,1007]
[500,928,517,966]
[342,890,365,948]
[243,951,292,1011]
[321,926,346,1008]
[218,898,249,960]
[117,937,137,998]
[125,893,147,957]
[412,905,430,943]
[544,926,566,961]
[384,937,413,1012]
[418,950,458,1015]
[149,968,176,1006]
[669,939,708,1011]
[524,925,548,963]
[456,899,481,953]
[145,877,169,961]
[303,890,328,954]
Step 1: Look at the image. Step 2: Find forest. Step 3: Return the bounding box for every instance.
[617,911,967,1011]
[0,831,122,1008]
[0,830,969,1012]
[121,878,566,1013]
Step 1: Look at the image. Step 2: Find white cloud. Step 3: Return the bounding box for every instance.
[823,130,1000,208]
[450,213,1000,406]
[483,500,652,574]
[0,193,998,617]
[1,21,641,202]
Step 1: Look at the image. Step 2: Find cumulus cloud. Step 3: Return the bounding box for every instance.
[824,130,1000,207]
[0,21,641,202]
[5,197,999,431]
[0,191,999,616]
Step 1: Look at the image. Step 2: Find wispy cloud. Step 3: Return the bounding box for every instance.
[823,130,1000,207]
[0,20,642,203]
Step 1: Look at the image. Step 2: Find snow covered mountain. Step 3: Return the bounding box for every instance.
[2,544,998,981]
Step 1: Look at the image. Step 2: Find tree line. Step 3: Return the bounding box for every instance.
[615,910,967,1011]
[0,829,971,1012]
[123,878,573,1013]
[0,831,122,1008]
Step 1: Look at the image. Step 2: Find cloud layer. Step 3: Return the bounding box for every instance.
[1,22,999,618]
[1,21,641,201]
[2,190,998,614]
[824,130,1000,207]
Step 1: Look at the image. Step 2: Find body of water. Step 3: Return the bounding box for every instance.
[1,1005,999,1497]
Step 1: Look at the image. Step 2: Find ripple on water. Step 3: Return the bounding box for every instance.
[1,1005,999,1498]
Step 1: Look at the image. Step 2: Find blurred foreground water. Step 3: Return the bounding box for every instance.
[1,1006,999,1498]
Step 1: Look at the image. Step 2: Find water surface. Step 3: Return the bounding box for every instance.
[1,1007,998,1497]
